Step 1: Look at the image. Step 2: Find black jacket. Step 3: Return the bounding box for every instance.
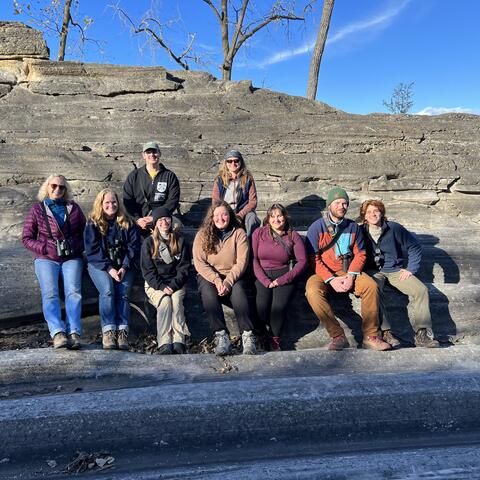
[123,164,180,220]
[140,234,190,292]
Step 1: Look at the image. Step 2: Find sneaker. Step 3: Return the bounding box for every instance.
[328,334,350,351]
[270,336,281,352]
[68,333,81,350]
[242,330,256,355]
[214,330,231,356]
[173,342,186,354]
[102,330,117,350]
[53,332,68,349]
[382,330,401,348]
[363,335,392,351]
[415,328,440,348]
[117,330,129,351]
[158,343,173,355]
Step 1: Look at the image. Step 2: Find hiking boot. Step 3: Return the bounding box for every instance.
[363,335,392,351]
[214,330,231,356]
[53,332,68,349]
[382,330,401,348]
[117,330,129,351]
[415,328,440,348]
[68,333,81,350]
[328,334,350,351]
[242,330,256,355]
[270,336,281,352]
[158,343,173,355]
[102,330,117,350]
[173,342,186,354]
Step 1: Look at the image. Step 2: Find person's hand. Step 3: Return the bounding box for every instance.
[137,216,153,230]
[214,277,223,294]
[398,269,413,281]
[108,267,121,282]
[162,286,174,295]
[329,276,345,292]
[341,274,354,291]
[117,267,126,282]
[268,280,278,289]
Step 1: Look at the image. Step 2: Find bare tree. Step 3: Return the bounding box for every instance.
[306,0,334,100]
[13,0,95,61]
[111,5,198,71]
[202,0,312,81]
[383,82,415,114]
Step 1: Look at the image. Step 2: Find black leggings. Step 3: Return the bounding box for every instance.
[255,267,296,336]
[197,275,253,334]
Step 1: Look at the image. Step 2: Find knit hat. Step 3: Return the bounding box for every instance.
[152,207,171,225]
[224,149,243,162]
[143,141,160,153]
[326,187,349,207]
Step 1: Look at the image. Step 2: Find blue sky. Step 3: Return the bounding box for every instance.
[2,0,479,115]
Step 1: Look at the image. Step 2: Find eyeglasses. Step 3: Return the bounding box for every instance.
[226,159,240,164]
[50,184,66,191]
[157,217,172,223]
[144,150,159,155]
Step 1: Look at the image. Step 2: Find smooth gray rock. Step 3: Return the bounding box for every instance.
[0,22,49,59]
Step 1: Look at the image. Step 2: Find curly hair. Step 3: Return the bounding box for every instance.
[151,218,181,258]
[37,174,74,202]
[359,199,387,223]
[89,188,132,235]
[199,200,241,255]
[217,152,252,189]
[262,203,292,239]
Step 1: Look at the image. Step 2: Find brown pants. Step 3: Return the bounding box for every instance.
[305,273,379,338]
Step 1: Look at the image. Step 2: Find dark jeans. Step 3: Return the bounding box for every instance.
[255,267,295,336]
[197,275,253,334]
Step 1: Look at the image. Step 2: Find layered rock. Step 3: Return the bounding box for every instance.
[1,22,479,346]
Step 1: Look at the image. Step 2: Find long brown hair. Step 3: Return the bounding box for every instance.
[262,203,292,239]
[359,199,387,224]
[151,218,181,258]
[200,200,241,255]
[89,188,132,235]
[217,154,252,189]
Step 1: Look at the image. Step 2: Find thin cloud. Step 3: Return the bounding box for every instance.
[257,0,410,68]
[416,107,480,116]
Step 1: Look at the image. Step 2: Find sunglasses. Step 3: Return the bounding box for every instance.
[226,159,240,164]
[50,183,66,191]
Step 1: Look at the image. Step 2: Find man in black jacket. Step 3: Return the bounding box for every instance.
[123,142,180,235]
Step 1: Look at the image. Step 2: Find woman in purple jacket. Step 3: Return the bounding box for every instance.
[252,204,307,350]
[22,174,86,349]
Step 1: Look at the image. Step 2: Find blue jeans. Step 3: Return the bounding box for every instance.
[87,264,134,333]
[34,258,83,338]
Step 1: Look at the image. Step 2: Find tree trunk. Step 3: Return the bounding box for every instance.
[58,0,73,61]
[306,0,334,100]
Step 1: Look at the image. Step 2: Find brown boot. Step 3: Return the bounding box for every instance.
[53,332,68,349]
[382,330,401,348]
[68,333,81,350]
[363,335,392,351]
[117,330,129,351]
[102,330,117,350]
[328,334,350,351]
[415,328,440,348]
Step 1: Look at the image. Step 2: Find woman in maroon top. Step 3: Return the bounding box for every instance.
[252,204,307,350]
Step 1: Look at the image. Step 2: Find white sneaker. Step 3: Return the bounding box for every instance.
[242,330,256,355]
[214,330,231,356]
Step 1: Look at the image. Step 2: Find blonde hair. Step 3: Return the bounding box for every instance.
[217,157,252,189]
[151,221,181,258]
[37,174,74,202]
[89,188,132,235]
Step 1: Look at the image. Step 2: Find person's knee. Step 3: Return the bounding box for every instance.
[305,276,324,300]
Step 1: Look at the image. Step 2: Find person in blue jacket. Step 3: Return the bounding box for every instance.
[85,188,141,350]
[360,199,439,348]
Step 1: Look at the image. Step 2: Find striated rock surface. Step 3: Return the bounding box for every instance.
[0,22,479,346]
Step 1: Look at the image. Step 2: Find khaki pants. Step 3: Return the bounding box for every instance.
[145,283,189,347]
[371,270,432,332]
[305,273,379,338]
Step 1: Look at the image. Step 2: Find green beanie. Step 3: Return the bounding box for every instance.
[326,187,349,207]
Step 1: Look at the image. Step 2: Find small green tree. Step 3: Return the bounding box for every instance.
[383,82,415,114]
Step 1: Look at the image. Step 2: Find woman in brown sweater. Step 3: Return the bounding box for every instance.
[193,200,255,355]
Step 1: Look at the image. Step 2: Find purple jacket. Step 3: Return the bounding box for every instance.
[22,201,86,262]
[252,225,307,288]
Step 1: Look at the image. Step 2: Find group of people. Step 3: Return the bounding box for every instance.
[22,141,439,355]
